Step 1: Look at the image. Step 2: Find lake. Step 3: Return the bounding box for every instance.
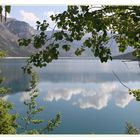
[0,59,140,134]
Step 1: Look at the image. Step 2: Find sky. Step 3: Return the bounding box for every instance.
[8,5,67,29]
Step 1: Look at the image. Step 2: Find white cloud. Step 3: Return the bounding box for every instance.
[20,92,31,102]
[78,93,111,110]
[78,83,117,110]
[42,81,135,110]
[115,90,134,108]
[43,83,121,110]
[78,84,134,109]
[19,10,60,29]
[20,10,39,28]
[2,95,9,101]
[44,88,85,102]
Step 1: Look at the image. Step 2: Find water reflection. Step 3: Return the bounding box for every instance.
[0,59,139,110]
[0,59,140,134]
[20,91,31,102]
[41,82,135,110]
[0,59,30,93]
[37,60,140,83]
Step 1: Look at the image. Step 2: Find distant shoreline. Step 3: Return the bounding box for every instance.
[0,57,29,59]
[0,56,139,61]
[0,57,98,60]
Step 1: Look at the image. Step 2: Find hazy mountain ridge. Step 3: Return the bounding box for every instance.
[0,17,134,58]
[113,52,138,60]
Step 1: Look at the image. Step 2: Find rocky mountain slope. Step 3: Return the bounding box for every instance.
[0,18,36,56]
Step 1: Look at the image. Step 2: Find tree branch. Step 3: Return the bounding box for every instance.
[112,70,131,90]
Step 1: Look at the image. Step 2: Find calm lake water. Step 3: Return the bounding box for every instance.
[0,59,140,134]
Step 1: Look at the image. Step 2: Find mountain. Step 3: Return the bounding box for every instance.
[0,18,37,56]
[0,19,93,57]
[112,52,138,60]
[0,17,134,57]
[5,19,36,38]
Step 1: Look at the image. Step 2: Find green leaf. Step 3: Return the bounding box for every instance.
[5,6,11,13]
[31,119,44,124]
[62,44,71,51]
[54,32,63,40]
[83,39,91,48]
[129,89,140,101]
[75,48,85,56]
[126,122,140,134]
[0,87,10,94]
[119,45,126,52]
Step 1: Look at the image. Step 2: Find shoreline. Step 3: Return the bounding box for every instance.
[0,57,97,60]
[0,57,29,59]
[0,57,139,61]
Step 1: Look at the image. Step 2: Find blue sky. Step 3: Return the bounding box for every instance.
[8,5,67,29]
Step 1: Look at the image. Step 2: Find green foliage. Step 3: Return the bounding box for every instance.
[0,5,139,134]
[54,32,63,40]
[0,66,61,134]
[18,20,48,49]
[21,70,61,134]
[129,89,140,101]
[18,5,140,68]
[125,122,140,134]
[0,87,10,95]
[75,48,85,56]
[21,71,44,132]
[62,44,71,51]
[18,19,60,68]
[41,113,61,133]
[0,48,16,134]
[0,51,7,58]
[27,46,59,68]
[25,129,40,134]
[51,5,140,62]
[0,5,11,22]
[5,6,11,13]
[18,39,31,47]
[0,6,3,22]
[0,99,18,134]
[0,62,17,134]
[0,12,61,134]
[4,6,11,22]
[0,52,7,96]
[0,78,3,84]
